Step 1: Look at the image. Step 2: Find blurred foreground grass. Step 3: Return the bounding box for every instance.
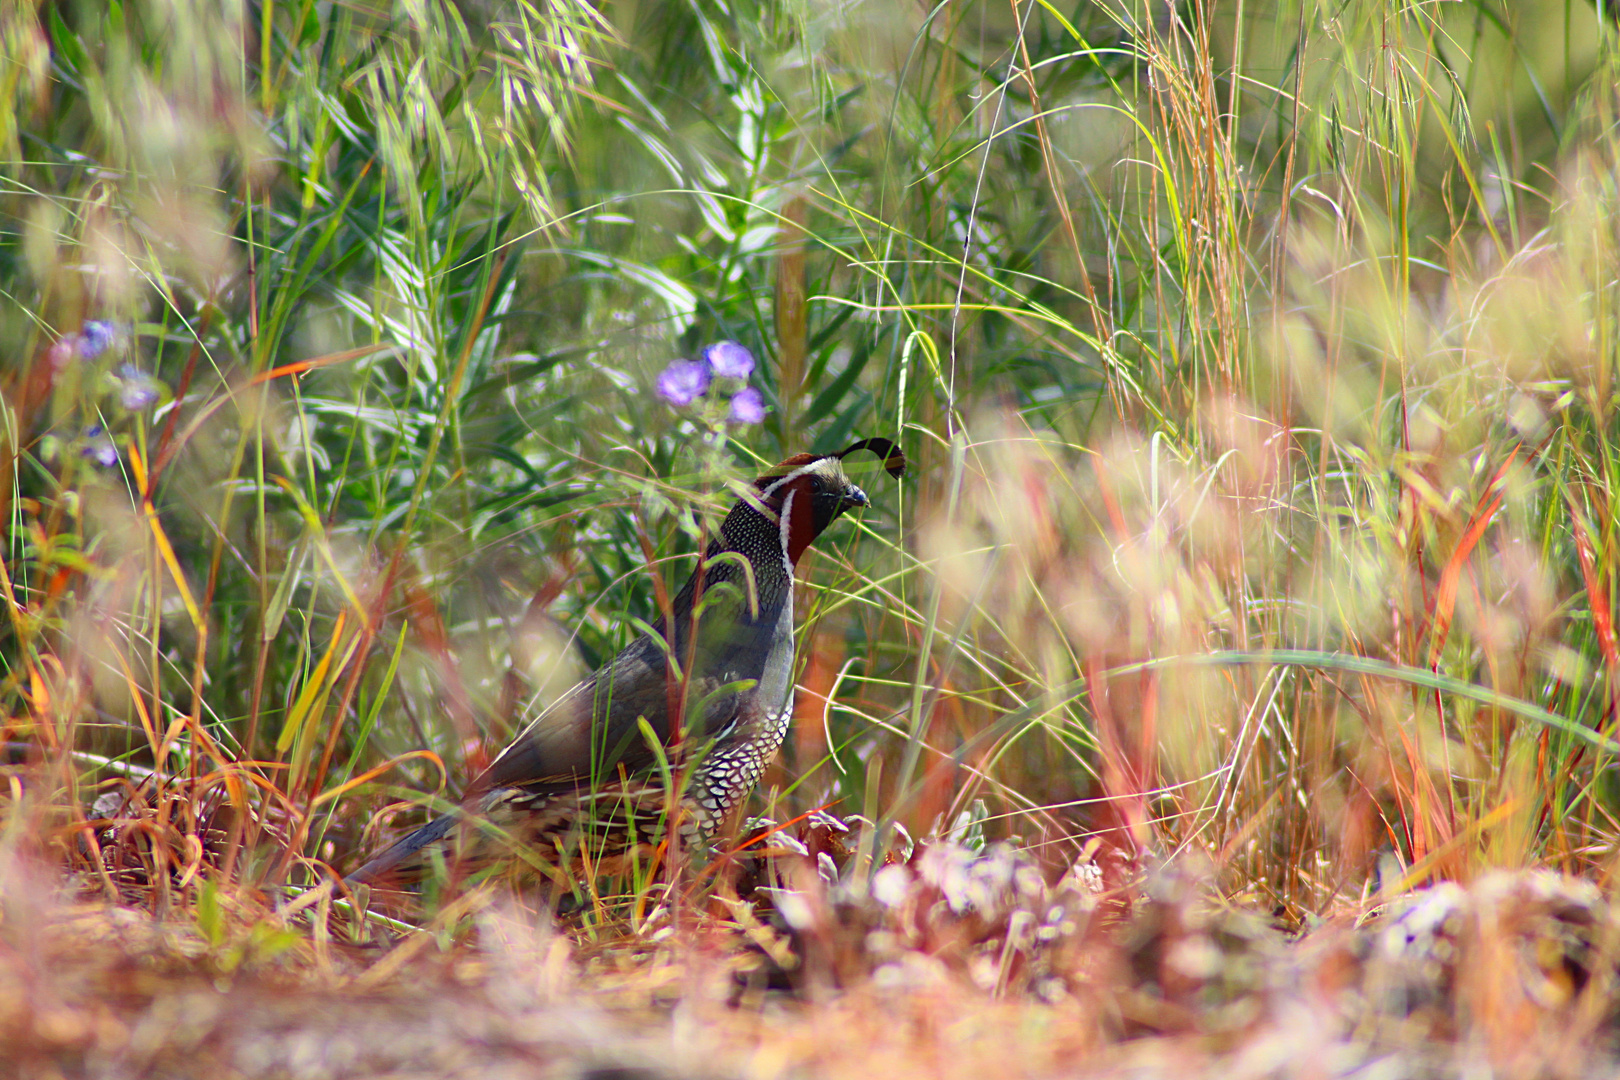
[3,0,1620,1075]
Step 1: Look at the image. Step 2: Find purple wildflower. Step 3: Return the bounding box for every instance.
[117,364,161,411]
[47,337,77,370]
[656,359,711,406]
[82,426,118,468]
[727,386,767,424]
[48,321,122,369]
[703,341,754,380]
[78,321,117,359]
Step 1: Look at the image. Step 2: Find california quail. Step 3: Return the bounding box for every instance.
[347,439,905,885]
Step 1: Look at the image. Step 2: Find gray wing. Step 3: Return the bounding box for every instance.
[469,546,779,799]
[470,632,662,797]
[468,631,751,799]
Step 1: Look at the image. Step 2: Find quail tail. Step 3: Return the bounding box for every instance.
[344,813,459,886]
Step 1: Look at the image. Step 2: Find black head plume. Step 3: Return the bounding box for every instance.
[837,437,906,479]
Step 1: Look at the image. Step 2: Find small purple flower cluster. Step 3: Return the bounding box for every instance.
[46,320,165,470]
[656,341,767,424]
[82,426,118,468]
[116,363,161,411]
[48,320,119,369]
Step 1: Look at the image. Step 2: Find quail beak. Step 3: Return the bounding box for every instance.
[842,485,870,510]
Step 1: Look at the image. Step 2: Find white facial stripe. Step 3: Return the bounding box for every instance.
[776,488,797,576]
[757,457,845,501]
[757,461,827,500]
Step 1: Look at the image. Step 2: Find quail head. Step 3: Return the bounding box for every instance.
[347,438,905,886]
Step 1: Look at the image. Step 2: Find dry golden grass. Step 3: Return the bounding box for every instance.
[3,830,1619,1079]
